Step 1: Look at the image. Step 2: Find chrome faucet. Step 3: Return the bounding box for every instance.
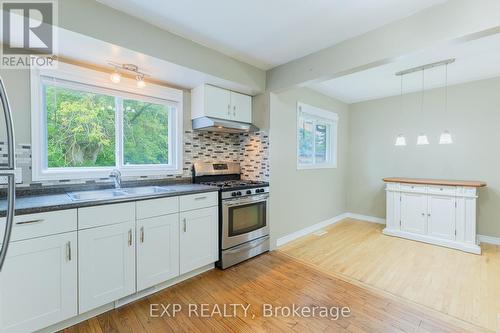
[109,169,122,189]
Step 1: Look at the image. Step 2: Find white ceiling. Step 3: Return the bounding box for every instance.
[310,32,500,104]
[96,0,446,70]
[55,28,256,94]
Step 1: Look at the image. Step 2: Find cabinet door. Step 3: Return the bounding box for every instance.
[0,232,77,333]
[137,214,179,291]
[230,91,252,123]
[179,206,218,275]
[78,221,136,313]
[205,85,231,120]
[427,195,456,240]
[401,192,427,234]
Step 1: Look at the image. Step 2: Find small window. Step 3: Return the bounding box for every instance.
[297,102,338,169]
[31,62,183,180]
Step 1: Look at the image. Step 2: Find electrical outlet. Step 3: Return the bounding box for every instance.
[0,169,23,184]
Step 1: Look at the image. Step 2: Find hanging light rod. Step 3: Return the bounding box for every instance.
[395,58,455,76]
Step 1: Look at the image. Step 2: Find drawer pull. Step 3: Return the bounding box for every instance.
[16,219,44,225]
[66,241,72,261]
[140,227,144,243]
[128,229,133,246]
[194,196,207,201]
[183,218,187,232]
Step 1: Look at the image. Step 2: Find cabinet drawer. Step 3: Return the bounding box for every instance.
[78,202,135,229]
[136,197,179,220]
[179,192,218,212]
[400,184,426,193]
[0,209,77,243]
[427,185,456,196]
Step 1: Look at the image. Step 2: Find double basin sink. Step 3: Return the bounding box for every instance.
[67,186,176,202]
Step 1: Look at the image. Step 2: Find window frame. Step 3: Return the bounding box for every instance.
[296,102,338,170]
[30,62,183,181]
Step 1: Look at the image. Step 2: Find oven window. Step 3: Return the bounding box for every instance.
[228,201,267,237]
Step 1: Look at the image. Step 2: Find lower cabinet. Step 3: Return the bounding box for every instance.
[385,182,480,254]
[400,192,427,235]
[427,194,456,240]
[180,206,218,274]
[0,232,77,333]
[78,221,136,313]
[137,214,179,291]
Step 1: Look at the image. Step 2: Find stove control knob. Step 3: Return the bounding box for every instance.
[236,191,242,196]
[246,190,252,195]
[231,192,237,197]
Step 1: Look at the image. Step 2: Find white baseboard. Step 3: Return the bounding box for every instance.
[477,234,500,245]
[276,213,349,247]
[276,212,387,248]
[345,213,386,224]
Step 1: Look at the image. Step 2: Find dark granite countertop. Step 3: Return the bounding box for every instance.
[0,184,218,217]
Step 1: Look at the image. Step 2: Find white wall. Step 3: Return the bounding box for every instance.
[347,76,500,238]
[269,87,349,247]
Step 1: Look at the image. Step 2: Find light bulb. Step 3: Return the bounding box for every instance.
[416,134,429,145]
[395,134,406,146]
[136,76,146,88]
[439,130,453,144]
[110,71,121,84]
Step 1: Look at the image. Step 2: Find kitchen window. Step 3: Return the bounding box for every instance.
[297,102,338,169]
[31,62,183,180]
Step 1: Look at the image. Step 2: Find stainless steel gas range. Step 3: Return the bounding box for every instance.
[193,162,269,269]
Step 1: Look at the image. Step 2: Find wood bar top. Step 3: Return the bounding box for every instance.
[383,177,487,188]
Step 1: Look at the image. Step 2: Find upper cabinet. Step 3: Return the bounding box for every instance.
[192,84,252,123]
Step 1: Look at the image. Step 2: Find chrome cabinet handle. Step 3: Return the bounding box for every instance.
[421,213,425,216]
[16,219,44,225]
[140,226,144,243]
[427,213,431,217]
[66,241,72,261]
[227,104,231,116]
[194,196,207,201]
[128,229,132,246]
[183,218,187,232]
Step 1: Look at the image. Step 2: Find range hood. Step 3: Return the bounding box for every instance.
[192,117,259,133]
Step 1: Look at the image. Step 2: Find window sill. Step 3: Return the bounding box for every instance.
[32,167,183,182]
[297,164,338,170]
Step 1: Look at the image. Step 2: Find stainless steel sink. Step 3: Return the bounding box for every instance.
[67,189,128,201]
[67,186,175,201]
[122,186,175,195]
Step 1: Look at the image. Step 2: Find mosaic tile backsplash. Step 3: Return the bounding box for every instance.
[0,130,269,188]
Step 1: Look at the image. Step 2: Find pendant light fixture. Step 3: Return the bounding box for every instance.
[416,68,429,145]
[395,74,407,146]
[439,63,453,144]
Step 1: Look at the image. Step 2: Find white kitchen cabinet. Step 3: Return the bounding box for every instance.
[136,214,179,291]
[230,91,252,123]
[179,206,218,274]
[427,195,456,240]
[0,232,77,333]
[400,192,427,235]
[384,180,483,254]
[191,84,252,123]
[78,221,136,313]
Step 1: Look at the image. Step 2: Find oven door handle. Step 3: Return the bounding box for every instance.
[223,194,268,207]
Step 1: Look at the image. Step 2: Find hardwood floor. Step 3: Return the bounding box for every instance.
[62,251,487,333]
[280,219,500,332]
